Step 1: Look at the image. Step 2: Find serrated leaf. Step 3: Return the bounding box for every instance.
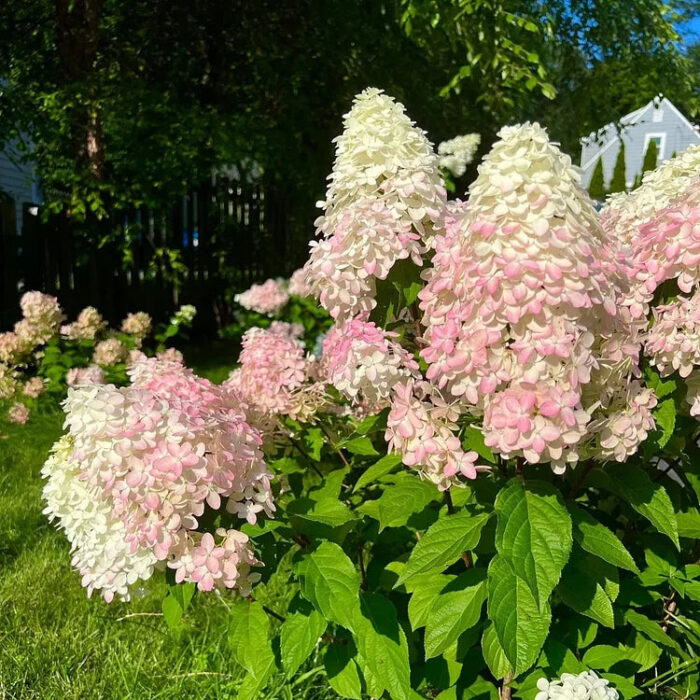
[295,542,360,630]
[352,593,411,700]
[324,642,363,699]
[654,399,676,448]
[624,610,687,658]
[228,600,276,680]
[361,473,438,531]
[570,505,639,573]
[583,645,628,670]
[487,555,551,674]
[606,465,679,548]
[354,454,402,492]
[557,551,616,628]
[424,570,487,658]
[604,674,643,698]
[398,509,492,586]
[343,436,379,456]
[481,622,513,680]
[542,639,588,675]
[303,427,324,461]
[161,594,183,631]
[289,497,356,527]
[407,573,456,630]
[280,610,327,676]
[495,479,572,608]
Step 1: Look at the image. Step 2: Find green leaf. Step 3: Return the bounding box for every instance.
[569,505,639,573]
[407,573,456,629]
[481,622,513,680]
[360,473,438,531]
[353,454,402,492]
[228,600,276,681]
[398,509,492,587]
[495,479,572,608]
[324,642,363,699]
[603,674,643,698]
[288,497,356,527]
[487,555,551,675]
[606,465,679,548]
[424,570,488,658]
[343,436,379,456]
[654,399,676,448]
[352,593,411,700]
[295,542,361,630]
[583,645,628,670]
[557,551,617,628]
[280,610,327,676]
[624,610,687,658]
[303,427,324,461]
[161,594,183,631]
[462,425,496,464]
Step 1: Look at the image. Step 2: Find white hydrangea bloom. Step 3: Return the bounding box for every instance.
[42,435,159,602]
[536,671,619,700]
[304,87,446,320]
[438,133,481,177]
[602,144,700,248]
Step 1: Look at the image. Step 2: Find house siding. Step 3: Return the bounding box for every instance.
[0,141,40,235]
[580,98,700,191]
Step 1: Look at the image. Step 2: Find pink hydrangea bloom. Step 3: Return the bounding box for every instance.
[93,338,127,366]
[7,401,29,424]
[234,279,289,316]
[121,311,152,339]
[23,376,45,398]
[62,306,106,341]
[66,365,105,387]
[42,362,274,601]
[386,380,486,489]
[225,324,323,427]
[645,292,700,378]
[288,268,311,297]
[0,364,18,399]
[0,332,24,364]
[419,123,638,472]
[321,318,419,413]
[14,291,64,347]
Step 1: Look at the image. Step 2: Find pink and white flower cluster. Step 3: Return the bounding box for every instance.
[234,279,289,316]
[61,306,106,341]
[121,311,152,341]
[304,88,446,321]
[66,364,105,387]
[321,319,418,413]
[418,122,639,472]
[42,359,274,601]
[0,291,64,363]
[386,381,483,489]
[226,323,326,428]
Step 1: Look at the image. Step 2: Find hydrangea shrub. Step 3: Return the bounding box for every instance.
[0,295,196,423]
[44,90,700,700]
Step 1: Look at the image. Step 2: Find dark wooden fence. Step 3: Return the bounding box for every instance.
[0,176,307,333]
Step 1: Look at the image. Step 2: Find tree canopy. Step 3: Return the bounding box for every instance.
[0,0,697,233]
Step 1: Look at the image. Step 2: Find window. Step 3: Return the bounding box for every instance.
[643,132,666,160]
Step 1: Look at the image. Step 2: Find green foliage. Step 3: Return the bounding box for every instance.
[589,157,606,200]
[609,140,627,193]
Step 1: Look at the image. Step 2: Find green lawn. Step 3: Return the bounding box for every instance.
[0,351,335,699]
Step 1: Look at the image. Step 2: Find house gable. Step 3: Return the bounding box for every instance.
[579,98,700,191]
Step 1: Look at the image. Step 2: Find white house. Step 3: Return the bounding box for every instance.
[580,96,700,191]
[0,139,41,236]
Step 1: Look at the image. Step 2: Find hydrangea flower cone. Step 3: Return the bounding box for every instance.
[420,122,639,471]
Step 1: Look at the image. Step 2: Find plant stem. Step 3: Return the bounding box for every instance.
[567,461,594,500]
[320,424,349,467]
[284,429,324,478]
[501,672,513,699]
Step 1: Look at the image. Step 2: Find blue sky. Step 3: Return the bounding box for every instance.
[679,16,700,44]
